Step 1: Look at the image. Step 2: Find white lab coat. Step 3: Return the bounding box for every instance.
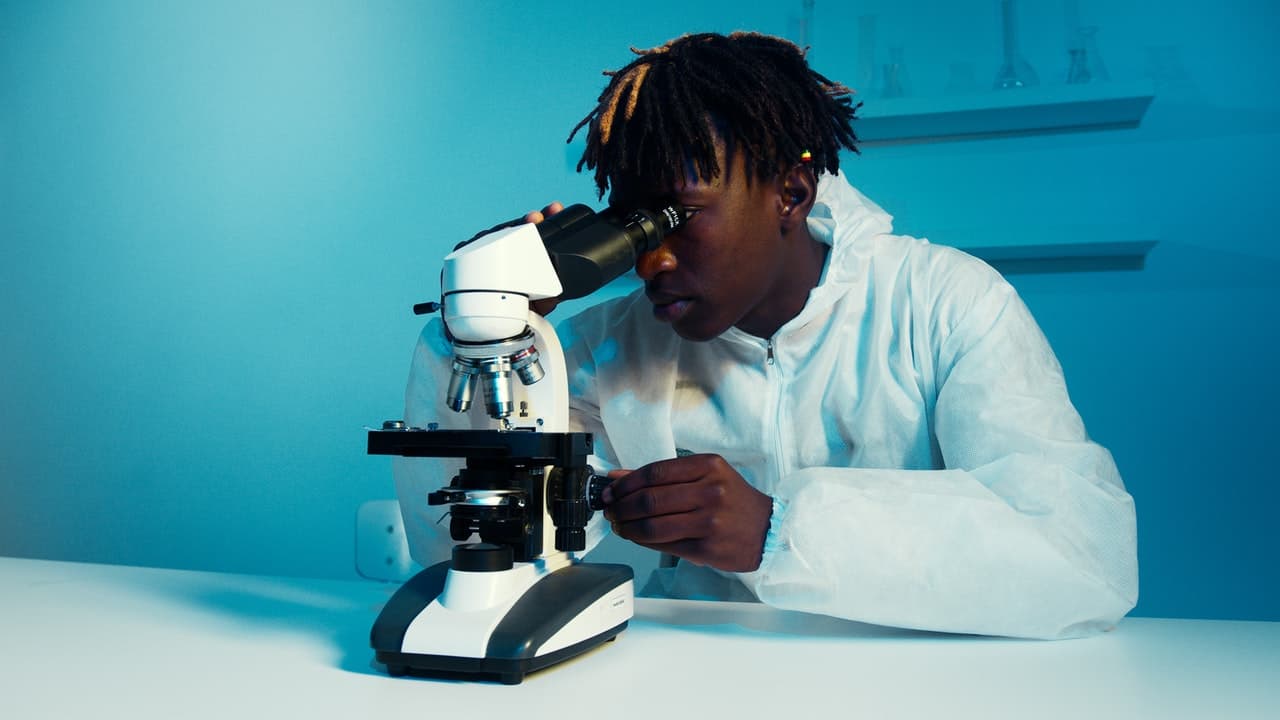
[396,172,1138,640]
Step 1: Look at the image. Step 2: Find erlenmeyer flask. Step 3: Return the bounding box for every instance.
[1066,26,1110,84]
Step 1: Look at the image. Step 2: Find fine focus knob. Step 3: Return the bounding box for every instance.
[586,473,613,511]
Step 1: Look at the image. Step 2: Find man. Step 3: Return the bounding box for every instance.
[398,32,1137,639]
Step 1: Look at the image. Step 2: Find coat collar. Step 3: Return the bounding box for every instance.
[721,171,894,347]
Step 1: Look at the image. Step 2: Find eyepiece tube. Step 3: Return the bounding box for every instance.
[543,203,686,300]
[622,205,685,255]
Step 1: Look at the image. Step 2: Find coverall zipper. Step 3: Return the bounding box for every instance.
[763,337,789,492]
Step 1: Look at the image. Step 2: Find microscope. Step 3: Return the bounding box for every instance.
[368,202,685,684]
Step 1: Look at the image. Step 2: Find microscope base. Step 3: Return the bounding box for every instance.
[371,560,634,685]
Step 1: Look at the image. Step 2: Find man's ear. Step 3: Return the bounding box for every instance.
[778,164,818,232]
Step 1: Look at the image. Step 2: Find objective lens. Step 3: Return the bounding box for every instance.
[515,358,544,386]
[479,358,513,418]
[510,346,544,386]
[446,360,477,413]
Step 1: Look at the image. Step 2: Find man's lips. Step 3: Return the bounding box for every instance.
[646,289,687,305]
[646,289,694,323]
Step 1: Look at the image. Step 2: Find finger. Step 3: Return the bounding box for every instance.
[599,468,632,505]
[606,456,716,502]
[642,539,707,566]
[530,297,562,317]
[607,482,703,524]
[523,201,565,225]
[612,512,708,546]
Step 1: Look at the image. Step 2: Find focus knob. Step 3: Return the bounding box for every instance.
[586,473,613,511]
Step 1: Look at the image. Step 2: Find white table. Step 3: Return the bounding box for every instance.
[2,557,1276,719]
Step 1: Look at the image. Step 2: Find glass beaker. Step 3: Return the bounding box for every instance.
[993,0,1039,89]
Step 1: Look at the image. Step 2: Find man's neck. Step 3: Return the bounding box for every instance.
[735,229,830,339]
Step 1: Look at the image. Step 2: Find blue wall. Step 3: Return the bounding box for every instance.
[1,1,1275,621]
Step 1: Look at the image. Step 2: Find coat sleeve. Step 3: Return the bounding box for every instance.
[737,258,1139,639]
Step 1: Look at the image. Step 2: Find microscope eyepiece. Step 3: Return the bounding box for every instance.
[617,203,686,256]
[538,203,686,300]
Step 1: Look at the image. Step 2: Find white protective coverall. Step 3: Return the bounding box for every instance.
[395,171,1138,640]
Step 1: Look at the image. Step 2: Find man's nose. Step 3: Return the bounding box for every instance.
[636,243,677,281]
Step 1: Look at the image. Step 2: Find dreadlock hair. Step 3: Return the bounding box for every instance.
[568,32,861,199]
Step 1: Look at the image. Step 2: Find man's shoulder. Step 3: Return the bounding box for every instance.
[859,232,1006,295]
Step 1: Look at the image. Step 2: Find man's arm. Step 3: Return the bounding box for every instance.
[599,265,1137,639]
[740,274,1137,639]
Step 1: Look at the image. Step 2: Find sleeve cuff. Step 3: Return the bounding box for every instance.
[738,495,788,591]
[762,495,788,558]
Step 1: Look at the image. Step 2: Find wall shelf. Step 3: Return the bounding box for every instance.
[856,81,1156,146]
[943,227,1158,274]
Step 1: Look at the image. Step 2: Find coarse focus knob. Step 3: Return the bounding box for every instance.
[556,527,587,553]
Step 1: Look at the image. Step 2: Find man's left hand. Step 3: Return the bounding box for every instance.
[601,454,773,572]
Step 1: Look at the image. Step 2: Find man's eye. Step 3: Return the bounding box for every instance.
[683,207,704,222]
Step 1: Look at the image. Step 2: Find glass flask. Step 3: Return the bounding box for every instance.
[994,0,1039,89]
[1066,26,1110,84]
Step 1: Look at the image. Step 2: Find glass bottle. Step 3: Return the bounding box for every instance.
[994,0,1039,89]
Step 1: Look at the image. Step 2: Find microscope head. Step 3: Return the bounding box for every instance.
[436,204,685,420]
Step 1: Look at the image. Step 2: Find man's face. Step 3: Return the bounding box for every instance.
[609,146,812,342]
